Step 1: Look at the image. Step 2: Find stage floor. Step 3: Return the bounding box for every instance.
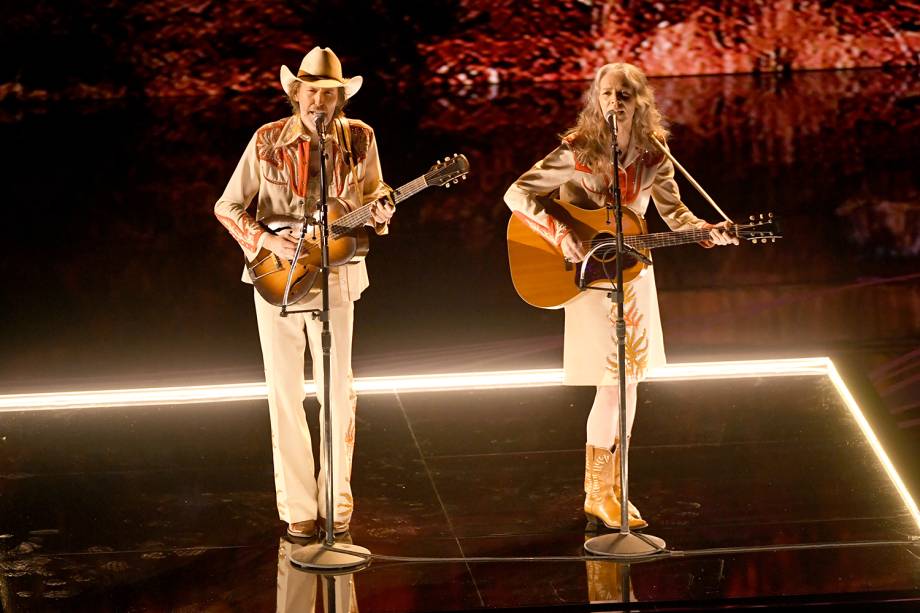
[2,367,918,611]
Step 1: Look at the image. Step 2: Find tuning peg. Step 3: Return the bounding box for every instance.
[768,212,774,218]
[444,156,450,162]
[445,183,451,189]
[462,175,467,180]
[750,215,755,221]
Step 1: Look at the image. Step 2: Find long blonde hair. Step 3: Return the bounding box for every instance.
[563,63,668,174]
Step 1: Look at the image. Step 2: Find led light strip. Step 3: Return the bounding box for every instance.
[823,361,920,531]
[0,356,916,529]
[0,357,832,412]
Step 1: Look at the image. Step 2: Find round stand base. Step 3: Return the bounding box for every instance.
[289,542,371,574]
[584,532,669,561]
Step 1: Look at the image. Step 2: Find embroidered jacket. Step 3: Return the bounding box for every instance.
[504,138,705,247]
[215,116,389,306]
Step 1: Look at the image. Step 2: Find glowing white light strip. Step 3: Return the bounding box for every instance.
[0,356,916,529]
[646,356,830,381]
[0,358,830,411]
[824,360,920,531]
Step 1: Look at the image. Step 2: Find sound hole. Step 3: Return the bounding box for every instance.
[590,232,638,270]
[592,232,617,263]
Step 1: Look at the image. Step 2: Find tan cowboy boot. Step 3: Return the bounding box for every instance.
[584,445,647,531]
[611,443,647,527]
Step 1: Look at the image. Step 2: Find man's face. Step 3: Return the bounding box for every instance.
[298,84,340,133]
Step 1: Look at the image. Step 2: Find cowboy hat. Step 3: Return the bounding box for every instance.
[280,46,362,98]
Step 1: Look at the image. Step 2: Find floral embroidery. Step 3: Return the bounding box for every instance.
[255,120,286,169]
[580,162,642,205]
[337,492,354,521]
[604,283,649,380]
[215,213,264,253]
[349,124,369,163]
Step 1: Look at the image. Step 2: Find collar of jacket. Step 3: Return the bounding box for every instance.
[274,116,341,149]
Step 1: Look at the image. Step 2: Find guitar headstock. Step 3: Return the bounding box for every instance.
[425,154,470,189]
[735,212,782,244]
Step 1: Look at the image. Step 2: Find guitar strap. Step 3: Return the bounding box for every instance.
[334,117,361,199]
[336,116,395,208]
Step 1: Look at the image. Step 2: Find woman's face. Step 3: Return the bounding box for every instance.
[597,71,637,130]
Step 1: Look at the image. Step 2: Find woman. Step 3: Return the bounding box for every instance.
[504,62,737,530]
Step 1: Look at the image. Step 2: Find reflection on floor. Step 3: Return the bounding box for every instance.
[2,368,918,612]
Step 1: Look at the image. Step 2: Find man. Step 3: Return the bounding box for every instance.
[215,46,394,538]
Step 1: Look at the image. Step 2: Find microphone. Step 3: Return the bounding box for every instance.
[312,111,327,136]
[605,110,618,136]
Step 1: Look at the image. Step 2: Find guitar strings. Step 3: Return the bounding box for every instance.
[328,175,431,238]
[289,166,456,245]
[580,223,762,251]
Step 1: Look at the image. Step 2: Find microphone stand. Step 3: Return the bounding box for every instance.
[288,113,370,574]
[583,112,667,560]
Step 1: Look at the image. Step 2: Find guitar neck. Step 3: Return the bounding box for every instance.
[624,227,712,250]
[331,176,429,237]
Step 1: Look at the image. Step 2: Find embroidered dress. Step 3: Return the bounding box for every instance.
[504,138,706,385]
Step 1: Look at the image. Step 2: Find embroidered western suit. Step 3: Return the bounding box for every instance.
[215,115,388,526]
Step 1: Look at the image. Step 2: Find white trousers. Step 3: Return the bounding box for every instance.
[254,291,358,525]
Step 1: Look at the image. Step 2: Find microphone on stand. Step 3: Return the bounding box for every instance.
[605,110,618,137]
[313,111,327,137]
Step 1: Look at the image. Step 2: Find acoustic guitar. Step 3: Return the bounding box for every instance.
[249,154,470,306]
[507,199,780,309]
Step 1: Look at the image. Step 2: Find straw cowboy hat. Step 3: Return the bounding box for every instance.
[280,46,363,98]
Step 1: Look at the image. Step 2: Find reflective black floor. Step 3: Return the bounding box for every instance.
[2,375,918,611]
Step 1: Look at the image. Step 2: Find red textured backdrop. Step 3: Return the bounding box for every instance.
[420,0,919,85]
[1,1,916,99]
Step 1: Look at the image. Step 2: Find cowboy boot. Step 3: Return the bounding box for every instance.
[584,445,647,531]
[611,443,646,526]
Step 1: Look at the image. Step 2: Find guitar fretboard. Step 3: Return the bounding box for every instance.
[330,176,430,238]
[624,228,712,250]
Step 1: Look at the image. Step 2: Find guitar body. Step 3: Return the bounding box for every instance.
[241,153,470,307]
[247,197,369,306]
[507,200,650,309]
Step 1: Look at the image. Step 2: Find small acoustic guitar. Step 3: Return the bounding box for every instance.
[249,154,470,306]
[507,199,780,309]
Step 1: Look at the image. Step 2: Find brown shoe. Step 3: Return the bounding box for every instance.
[286,520,317,539]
